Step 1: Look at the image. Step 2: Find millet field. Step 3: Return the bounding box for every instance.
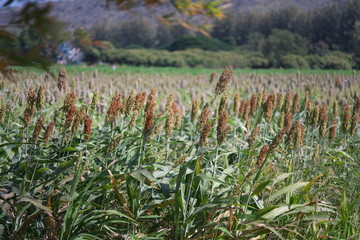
[0,66,359,239]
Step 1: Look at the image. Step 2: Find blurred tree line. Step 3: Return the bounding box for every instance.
[84,0,360,69]
[3,0,360,70]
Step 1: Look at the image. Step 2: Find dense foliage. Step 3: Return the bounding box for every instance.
[0,67,359,239]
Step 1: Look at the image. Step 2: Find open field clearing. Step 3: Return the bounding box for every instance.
[0,66,359,239]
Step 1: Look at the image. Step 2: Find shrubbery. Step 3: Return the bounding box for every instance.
[84,46,355,70]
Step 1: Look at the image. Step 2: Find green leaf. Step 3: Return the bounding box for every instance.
[216,227,234,238]
[268,182,309,202]
[252,180,271,197]
[61,147,79,152]
[19,197,52,213]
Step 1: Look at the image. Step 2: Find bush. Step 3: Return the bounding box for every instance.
[167,35,234,51]
[321,56,352,70]
[305,55,324,69]
[279,54,309,69]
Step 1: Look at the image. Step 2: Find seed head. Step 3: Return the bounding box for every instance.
[199,121,212,147]
[250,94,257,115]
[165,94,174,114]
[134,91,147,112]
[257,145,269,168]
[108,134,122,153]
[128,110,139,129]
[90,90,99,113]
[312,144,320,162]
[284,112,293,133]
[215,65,233,95]
[32,116,43,142]
[84,115,92,140]
[26,87,36,108]
[319,113,328,138]
[269,128,286,152]
[57,68,67,92]
[124,90,135,118]
[332,100,338,118]
[36,85,45,111]
[306,100,313,125]
[239,100,246,118]
[292,93,299,113]
[197,103,210,131]
[165,108,175,136]
[43,121,54,143]
[71,110,85,134]
[283,92,292,113]
[264,95,274,123]
[247,125,260,149]
[329,119,337,142]
[105,94,123,123]
[277,93,285,110]
[218,94,228,113]
[191,98,199,123]
[23,106,34,127]
[0,103,6,124]
[350,113,359,136]
[278,112,285,129]
[143,88,157,136]
[341,104,351,134]
[311,105,320,126]
[63,92,76,112]
[65,104,76,129]
[217,110,231,145]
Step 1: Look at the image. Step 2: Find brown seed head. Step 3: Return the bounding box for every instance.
[197,103,210,131]
[105,94,123,123]
[239,100,246,118]
[165,108,175,136]
[292,93,299,113]
[32,116,43,142]
[84,115,92,140]
[284,92,292,113]
[284,112,293,133]
[350,113,359,136]
[57,68,67,92]
[43,121,54,143]
[215,65,233,95]
[23,106,34,127]
[71,110,85,134]
[243,100,251,121]
[319,113,328,138]
[250,94,257,115]
[191,98,199,123]
[143,89,157,136]
[135,91,147,112]
[217,110,230,145]
[65,104,76,129]
[26,87,36,108]
[165,94,174,114]
[269,128,286,152]
[257,145,269,168]
[294,122,305,149]
[329,119,337,142]
[264,95,274,123]
[199,121,212,147]
[63,92,76,112]
[36,85,45,111]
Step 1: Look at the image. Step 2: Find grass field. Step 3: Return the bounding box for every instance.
[0,65,359,239]
[14,64,358,76]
